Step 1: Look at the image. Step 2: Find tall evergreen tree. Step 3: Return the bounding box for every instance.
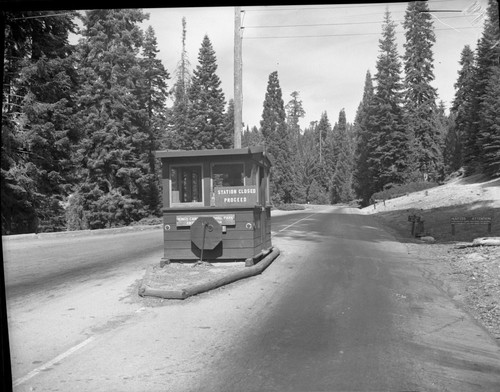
[261,71,286,146]
[242,125,263,147]
[434,101,450,177]
[313,112,332,193]
[354,70,376,205]
[462,0,500,175]
[330,109,354,203]
[369,9,409,191]
[443,112,462,175]
[478,65,500,177]
[223,99,235,145]
[403,1,442,180]
[175,17,191,98]
[69,9,151,229]
[187,35,230,149]
[138,25,170,214]
[285,91,305,151]
[475,0,500,176]
[168,16,192,149]
[451,45,476,172]
[2,10,78,234]
[297,125,328,204]
[260,71,295,204]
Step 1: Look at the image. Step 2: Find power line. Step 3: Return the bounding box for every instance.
[10,12,76,21]
[244,14,470,29]
[243,3,410,12]
[244,32,382,39]
[245,21,381,29]
[242,25,480,40]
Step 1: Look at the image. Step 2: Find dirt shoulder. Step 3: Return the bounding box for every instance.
[364,175,500,342]
[404,241,500,341]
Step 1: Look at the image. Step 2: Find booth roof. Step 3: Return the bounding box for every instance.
[155,145,272,164]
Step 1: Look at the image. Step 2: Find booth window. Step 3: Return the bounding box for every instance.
[171,165,202,203]
[212,163,244,187]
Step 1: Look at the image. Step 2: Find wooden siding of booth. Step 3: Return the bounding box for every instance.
[162,207,270,261]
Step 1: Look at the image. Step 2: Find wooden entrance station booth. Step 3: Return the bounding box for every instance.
[156,146,273,266]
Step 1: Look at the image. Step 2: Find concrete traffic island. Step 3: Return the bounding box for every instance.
[138,247,280,300]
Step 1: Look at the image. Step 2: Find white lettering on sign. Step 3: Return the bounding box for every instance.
[216,188,256,195]
[176,214,236,227]
[214,186,257,207]
[224,197,247,203]
[451,216,492,224]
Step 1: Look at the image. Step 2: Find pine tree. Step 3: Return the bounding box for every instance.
[70,9,150,229]
[451,45,476,172]
[312,112,331,193]
[478,65,500,177]
[285,91,305,151]
[403,1,442,180]
[433,101,450,178]
[176,17,192,97]
[138,25,171,214]
[294,122,328,204]
[242,125,263,147]
[296,126,318,203]
[443,112,462,174]
[2,10,78,234]
[475,0,500,176]
[223,99,235,146]
[370,9,410,191]
[330,109,354,203]
[260,71,295,204]
[261,71,286,146]
[187,35,230,149]
[354,70,376,205]
[168,16,192,149]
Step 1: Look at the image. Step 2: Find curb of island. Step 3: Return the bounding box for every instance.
[138,247,281,300]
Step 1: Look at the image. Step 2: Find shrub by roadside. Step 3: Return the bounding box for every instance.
[274,203,306,211]
[130,216,163,226]
[371,181,440,202]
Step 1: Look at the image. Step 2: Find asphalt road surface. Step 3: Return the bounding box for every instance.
[3,206,500,391]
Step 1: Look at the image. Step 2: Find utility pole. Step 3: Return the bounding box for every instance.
[234,7,243,148]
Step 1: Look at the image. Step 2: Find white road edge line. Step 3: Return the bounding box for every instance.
[272,213,317,237]
[13,336,95,387]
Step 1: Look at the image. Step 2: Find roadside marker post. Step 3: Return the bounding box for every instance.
[408,214,424,237]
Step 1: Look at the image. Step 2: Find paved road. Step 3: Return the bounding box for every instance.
[3,227,165,299]
[2,213,299,300]
[4,206,500,391]
[192,207,500,391]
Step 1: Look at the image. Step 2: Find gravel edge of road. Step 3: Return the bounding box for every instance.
[371,213,500,343]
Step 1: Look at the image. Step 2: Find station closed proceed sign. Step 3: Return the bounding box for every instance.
[214,186,257,207]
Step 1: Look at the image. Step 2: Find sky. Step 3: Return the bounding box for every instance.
[139,1,488,129]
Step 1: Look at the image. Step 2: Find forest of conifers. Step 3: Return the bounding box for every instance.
[2,2,499,235]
